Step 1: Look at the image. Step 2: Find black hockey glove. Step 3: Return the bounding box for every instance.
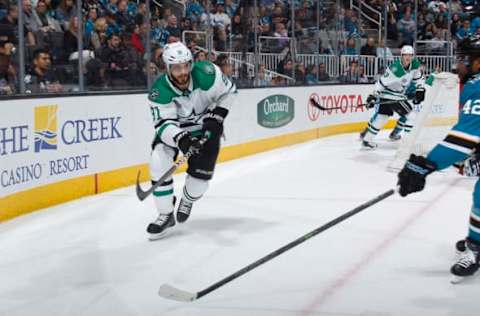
[397,154,437,197]
[463,155,480,177]
[366,94,376,109]
[413,87,426,104]
[175,131,203,156]
[203,107,229,140]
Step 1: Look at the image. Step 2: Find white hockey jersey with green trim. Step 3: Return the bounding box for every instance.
[374,58,424,100]
[148,61,237,148]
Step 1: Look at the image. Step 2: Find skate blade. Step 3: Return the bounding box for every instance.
[360,145,377,151]
[451,275,466,284]
[148,228,174,241]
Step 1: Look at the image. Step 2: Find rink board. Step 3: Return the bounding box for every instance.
[0,84,458,221]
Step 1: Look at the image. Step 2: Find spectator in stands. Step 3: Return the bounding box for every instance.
[213,26,228,51]
[341,37,357,55]
[397,11,416,45]
[295,63,307,85]
[0,40,16,94]
[55,0,76,30]
[135,2,146,25]
[273,22,289,52]
[30,0,62,49]
[213,4,231,30]
[21,0,38,46]
[449,0,464,15]
[277,57,293,77]
[131,23,145,55]
[194,50,206,62]
[357,65,369,83]
[360,37,377,56]
[0,4,18,43]
[99,33,131,88]
[150,16,169,48]
[317,62,330,82]
[344,9,363,38]
[376,39,393,60]
[386,6,398,42]
[215,54,233,77]
[24,48,63,94]
[305,64,319,85]
[63,16,80,62]
[451,13,462,38]
[84,6,98,41]
[165,14,181,39]
[90,17,108,52]
[116,0,133,33]
[256,64,271,87]
[340,59,360,83]
[456,19,472,41]
[224,0,238,17]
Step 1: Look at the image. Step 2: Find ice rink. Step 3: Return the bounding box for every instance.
[0,132,478,316]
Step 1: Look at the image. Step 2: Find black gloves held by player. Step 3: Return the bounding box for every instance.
[175,131,203,156]
[397,154,437,197]
[203,107,229,140]
[366,94,377,109]
[462,155,480,176]
[413,87,426,104]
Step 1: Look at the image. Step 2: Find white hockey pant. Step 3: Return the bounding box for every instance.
[150,144,209,215]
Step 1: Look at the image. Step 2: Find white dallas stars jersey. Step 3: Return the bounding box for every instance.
[374,58,424,100]
[148,61,237,148]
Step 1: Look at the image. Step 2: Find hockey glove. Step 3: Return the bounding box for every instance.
[366,94,377,109]
[175,131,203,156]
[463,155,480,177]
[203,107,229,140]
[397,154,437,197]
[413,87,426,104]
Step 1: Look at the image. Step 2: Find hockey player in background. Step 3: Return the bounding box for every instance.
[146,41,237,240]
[397,35,480,282]
[360,45,425,149]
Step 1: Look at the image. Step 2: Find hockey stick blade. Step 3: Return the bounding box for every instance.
[135,170,150,201]
[158,284,198,302]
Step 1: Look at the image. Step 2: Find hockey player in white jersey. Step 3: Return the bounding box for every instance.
[360,45,426,149]
[146,42,237,240]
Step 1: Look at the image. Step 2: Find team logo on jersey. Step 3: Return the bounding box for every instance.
[257,95,295,128]
[149,89,159,100]
[34,105,58,152]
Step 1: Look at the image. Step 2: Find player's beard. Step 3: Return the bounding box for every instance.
[170,73,190,90]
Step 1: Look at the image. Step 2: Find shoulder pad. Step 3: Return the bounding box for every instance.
[192,61,216,90]
[149,75,177,105]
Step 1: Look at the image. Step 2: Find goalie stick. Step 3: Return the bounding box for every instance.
[135,135,209,201]
[309,97,404,111]
[158,188,396,301]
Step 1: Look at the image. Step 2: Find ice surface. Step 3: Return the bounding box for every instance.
[0,132,477,316]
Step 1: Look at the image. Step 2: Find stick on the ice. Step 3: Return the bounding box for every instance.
[158,188,396,302]
[135,135,209,201]
[309,97,403,111]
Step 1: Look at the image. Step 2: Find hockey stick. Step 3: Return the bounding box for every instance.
[136,135,209,201]
[158,188,396,301]
[309,97,404,111]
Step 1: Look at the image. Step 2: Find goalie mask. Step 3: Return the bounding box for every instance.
[162,42,193,89]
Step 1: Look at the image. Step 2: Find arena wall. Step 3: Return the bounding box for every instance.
[0,84,458,221]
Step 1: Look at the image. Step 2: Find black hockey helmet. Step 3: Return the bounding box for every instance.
[457,34,480,60]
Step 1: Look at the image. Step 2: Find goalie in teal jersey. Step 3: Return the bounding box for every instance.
[146,42,237,240]
[360,45,425,149]
[397,35,480,282]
